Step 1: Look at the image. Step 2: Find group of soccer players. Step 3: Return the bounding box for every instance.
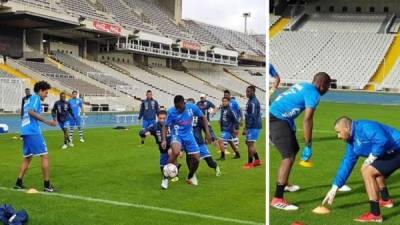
[138,87,262,189]
[270,64,400,223]
[15,83,85,192]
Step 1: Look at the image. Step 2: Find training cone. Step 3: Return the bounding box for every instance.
[12,136,18,139]
[291,221,305,225]
[299,160,314,168]
[26,188,39,194]
[312,206,330,214]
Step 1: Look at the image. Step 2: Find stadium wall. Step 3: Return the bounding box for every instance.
[306,0,400,14]
[49,42,80,56]
[23,30,43,59]
[98,53,134,64]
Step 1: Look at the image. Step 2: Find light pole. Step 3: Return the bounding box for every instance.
[243,12,251,34]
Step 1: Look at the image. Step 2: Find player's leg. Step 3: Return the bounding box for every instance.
[199,144,220,176]
[62,128,69,149]
[140,120,149,145]
[243,129,261,168]
[357,166,382,221]
[69,118,75,146]
[15,157,32,189]
[184,136,201,185]
[76,117,84,142]
[376,176,393,208]
[160,152,169,189]
[229,133,240,159]
[168,136,182,164]
[217,131,231,160]
[270,116,299,210]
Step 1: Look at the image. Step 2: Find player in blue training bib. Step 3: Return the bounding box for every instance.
[269,72,331,211]
[68,90,85,145]
[162,95,212,186]
[15,81,58,193]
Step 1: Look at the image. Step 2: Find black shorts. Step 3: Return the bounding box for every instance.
[269,113,299,159]
[371,151,400,178]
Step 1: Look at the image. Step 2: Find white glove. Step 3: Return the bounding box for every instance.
[322,185,339,205]
[363,153,377,166]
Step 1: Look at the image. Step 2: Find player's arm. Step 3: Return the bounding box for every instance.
[29,109,57,127]
[138,101,144,120]
[155,101,160,114]
[272,74,280,90]
[300,108,315,162]
[363,126,389,169]
[139,125,154,138]
[323,144,358,205]
[200,115,212,143]
[51,102,57,120]
[21,98,25,118]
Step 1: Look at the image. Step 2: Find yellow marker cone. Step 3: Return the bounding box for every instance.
[12,136,18,139]
[26,188,39,194]
[312,206,330,214]
[299,160,314,168]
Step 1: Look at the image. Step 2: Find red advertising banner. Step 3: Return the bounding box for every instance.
[181,41,201,51]
[93,20,122,35]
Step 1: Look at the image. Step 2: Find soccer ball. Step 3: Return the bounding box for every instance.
[163,163,178,178]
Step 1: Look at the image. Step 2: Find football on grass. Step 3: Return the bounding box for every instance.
[163,163,178,178]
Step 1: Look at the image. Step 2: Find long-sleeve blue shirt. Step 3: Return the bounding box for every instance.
[245,96,262,129]
[139,98,160,120]
[139,122,171,153]
[51,100,74,122]
[333,120,400,188]
[219,106,239,132]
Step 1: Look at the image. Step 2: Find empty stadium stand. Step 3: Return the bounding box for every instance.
[270,14,281,28]
[60,0,115,24]
[381,59,400,89]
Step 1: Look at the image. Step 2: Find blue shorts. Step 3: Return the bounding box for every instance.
[142,119,156,128]
[199,144,211,159]
[69,116,81,127]
[160,152,169,167]
[171,134,199,155]
[59,120,69,130]
[246,129,261,142]
[22,135,48,158]
[220,131,234,141]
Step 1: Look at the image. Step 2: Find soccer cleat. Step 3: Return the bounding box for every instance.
[69,142,74,147]
[161,178,168,190]
[242,163,255,169]
[80,138,85,143]
[233,154,240,159]
[284,184,301,192]
[270,197,299,211]
[253,159,262,167]
[186,175,198,186]
[14,183,25,190]
[353,212,383,223]
[44,185,56,193]
[62,144,68,150]
[379,199,394,208]
[215,166,221,177]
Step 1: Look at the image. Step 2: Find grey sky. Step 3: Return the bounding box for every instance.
[182,0,266,34]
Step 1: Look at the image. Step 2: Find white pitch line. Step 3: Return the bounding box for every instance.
[0,187,264,225]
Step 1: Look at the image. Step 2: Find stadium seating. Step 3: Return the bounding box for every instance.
[381,59,400,89]
[270,30,394,89]
[390,18,400,33]
[0,78,23,112]
[9,0,59,12]
[270,14,281,28]
[298,13,387,33]
[228,67,266,90]
[123,0,191,40]
[0,70,15,78]
[60,0,115,24]
[184,20,224,46]
[16,60,113,96]
[100,0,156,32]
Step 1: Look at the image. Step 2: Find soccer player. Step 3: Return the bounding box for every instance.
[139,110,173,189]
[188,98,221,176]
[269,72,331,210]
[218,97,240,161]
[138,90,160,146]
[269,63,281,97]
[52,92,75,149]
[196,94,217,142]
[21,88,31,118]
[323,117,400,223]
[223,90,243,153]
[68,91,84,145]
[15,81,57,192]
[242,86,262,169]
[162,95,212,186]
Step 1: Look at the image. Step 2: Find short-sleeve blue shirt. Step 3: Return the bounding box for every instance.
[21,94,42,135]
[166,103,204,136]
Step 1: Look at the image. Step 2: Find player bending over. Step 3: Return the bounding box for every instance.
[323,117,400,223]
[15,81,57,192]
[139,110,176,189]
[269,72,331,210]
[162,95,212,186]
[187,98,221,176]
[242,86,262,169]
[52,92,75,149]
[218,97,240,161]
[68,91,85,145]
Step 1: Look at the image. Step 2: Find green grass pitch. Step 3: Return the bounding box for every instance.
[270,102,400,225]
[0,121,265,225]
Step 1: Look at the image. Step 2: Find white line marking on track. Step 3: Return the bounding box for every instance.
[0,187,264,225]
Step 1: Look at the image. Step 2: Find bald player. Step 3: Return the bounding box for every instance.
[323,117,400,223]
[269,72,331,210]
